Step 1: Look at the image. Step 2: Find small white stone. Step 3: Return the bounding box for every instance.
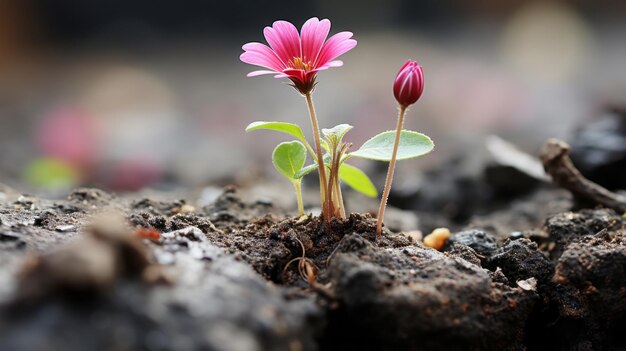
[516,277,538,291]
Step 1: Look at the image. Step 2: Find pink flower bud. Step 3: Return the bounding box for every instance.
[393,60,424,107]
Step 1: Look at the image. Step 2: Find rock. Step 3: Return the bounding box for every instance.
[451,229,498,258]
[570,107,626,190]
[545,209,623,258]
[17,237,119,297]
[0,225,320,351]
[485,239,552,287]
[516,277,537,291]
[445,243,483,266]
[15,212,153,301]
[554,231,626,320]
[483,164,541,197]
[324,234,536,350]
[551,230,626,350]
[403,230,422,243]
[55,224,76,232]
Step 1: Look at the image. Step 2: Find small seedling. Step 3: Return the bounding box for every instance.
[241,17,434,233]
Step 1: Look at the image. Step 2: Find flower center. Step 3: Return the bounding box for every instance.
[288,57,313,71]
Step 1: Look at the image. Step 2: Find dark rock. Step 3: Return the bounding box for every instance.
[545,209,623,258]
[570,107,626,190]
[324,234,536,350]
[445,243,483,266]
[484,164,540,198]
[551,230,626,350]
[554,231,626,319]
[485,238,552,287]
[451,229,498,258]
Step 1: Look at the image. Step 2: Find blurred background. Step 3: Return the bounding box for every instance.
[1,0,625,209]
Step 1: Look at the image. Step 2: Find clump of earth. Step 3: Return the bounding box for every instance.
[0,181,624,350]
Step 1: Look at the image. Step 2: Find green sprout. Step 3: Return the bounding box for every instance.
[246,121,433,221]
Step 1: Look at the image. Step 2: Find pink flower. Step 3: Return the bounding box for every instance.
[393,60,424,107]
[240,17,357,94]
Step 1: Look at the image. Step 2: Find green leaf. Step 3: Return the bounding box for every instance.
[349,130,434,161]
[246,121,306,142]
[339,163,378,197]
[294,153,332,179]
[322,124,353,141]
[272,141,307,180]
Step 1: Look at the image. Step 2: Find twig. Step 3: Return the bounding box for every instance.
[540,138,626,213]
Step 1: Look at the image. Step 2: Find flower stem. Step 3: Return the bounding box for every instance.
[376,105,407,238]
[334,175,346,218]
[293,180,305,216]
[305,92,330,220]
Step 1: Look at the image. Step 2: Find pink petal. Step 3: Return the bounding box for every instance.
[282,68,307,84]
[316,32,357,67]
[240,42,285,71]
[300,17,331,65]
[264,20,301,63]
[319,60,344,69]
[282,68,306,74]
[400,73,414,96]
[397,59,413,73]
[247,70,280,77]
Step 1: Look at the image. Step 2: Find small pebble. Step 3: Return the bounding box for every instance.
[198,186,223,207]
[255,197,273,206]
[155,250,176,265]
[516,277,538,291]
[55,225,76,232]
[180,204,196,214]
[404,230,423,243]
[189,245,204,260]
[423,228,451,250]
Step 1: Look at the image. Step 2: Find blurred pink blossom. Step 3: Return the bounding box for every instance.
[35,107,99,170]
[104,158,161,191]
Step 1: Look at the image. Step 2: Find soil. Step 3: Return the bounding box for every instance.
[0,184,625,350]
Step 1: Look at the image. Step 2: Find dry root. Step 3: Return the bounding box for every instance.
[283,237,319,286]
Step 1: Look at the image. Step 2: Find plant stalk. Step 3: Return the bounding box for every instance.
[376,105,407,238]
[304,92,330,220]
[293,180,305,216]
[334,174,346,218]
